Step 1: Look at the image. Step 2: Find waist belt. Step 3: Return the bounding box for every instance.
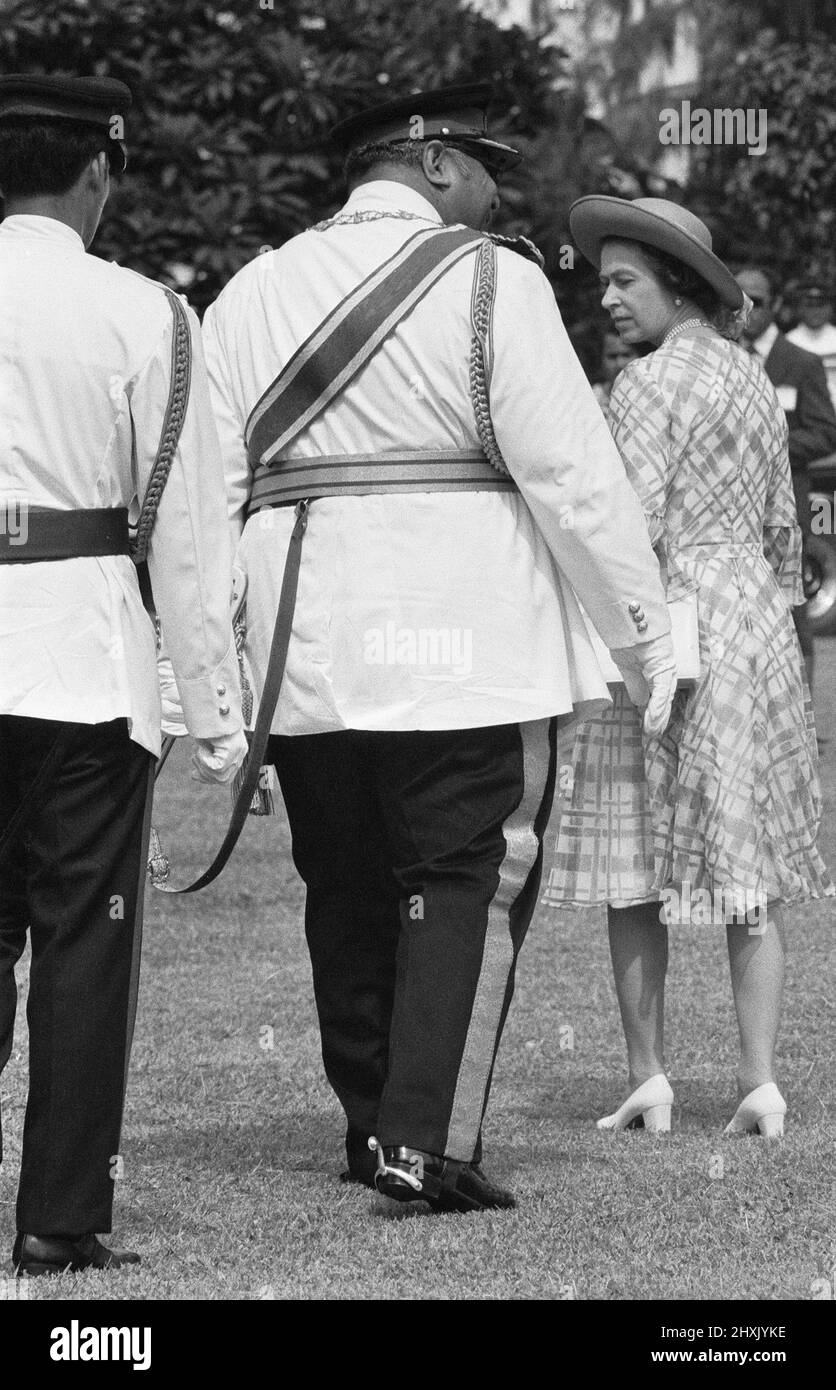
[0,507,130,563]
[245,449,515,516]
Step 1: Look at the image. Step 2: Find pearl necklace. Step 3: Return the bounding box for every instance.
[663,317,710,344]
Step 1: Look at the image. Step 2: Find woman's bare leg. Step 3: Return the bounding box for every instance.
[607,901,669,1088]
[726,905,785,1099]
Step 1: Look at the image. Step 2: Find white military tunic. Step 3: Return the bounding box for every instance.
[0,214,241,756]
[203,181,669,734]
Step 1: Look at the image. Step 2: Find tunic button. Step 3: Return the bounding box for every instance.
[628,601,642,614]
[219,705,230,717]
[636,620,648,633]
[217,685,226,696]
[632,608,646,623]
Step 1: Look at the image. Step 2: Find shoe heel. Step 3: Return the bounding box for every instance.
[597,1073,674,1132]
[642,1103,671,1133]
[756,1112,784,1138]
[724,1083,786,1137]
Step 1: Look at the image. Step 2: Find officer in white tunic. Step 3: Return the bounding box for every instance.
[203,84,676,1212]
[0,75,246,1274]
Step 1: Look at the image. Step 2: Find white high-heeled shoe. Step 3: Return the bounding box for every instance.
[597,1073,674,1132]
[724,1082,786,1138]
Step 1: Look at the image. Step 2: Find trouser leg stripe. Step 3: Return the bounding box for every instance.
[444,718,552,1159]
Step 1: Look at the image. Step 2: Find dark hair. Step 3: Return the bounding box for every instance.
[0,117,110,198]
[344,137,426,188]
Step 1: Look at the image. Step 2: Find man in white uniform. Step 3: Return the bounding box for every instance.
[204,84,675,1212]
[0,75,246,1275]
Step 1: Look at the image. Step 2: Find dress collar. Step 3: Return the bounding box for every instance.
[0,214,85,251]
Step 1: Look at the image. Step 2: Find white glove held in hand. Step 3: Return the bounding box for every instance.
[191,730,249,785]
[609,632,677,736]
[158,655,187,738]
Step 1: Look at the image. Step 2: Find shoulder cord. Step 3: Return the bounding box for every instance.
[131,288,193,564]
[469,237,510,476]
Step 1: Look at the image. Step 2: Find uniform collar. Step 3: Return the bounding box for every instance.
[751,321,779,359]
[340,180,442,225]
[0,213,85,251]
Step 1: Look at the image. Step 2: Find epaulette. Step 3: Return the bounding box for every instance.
[486,232,545,270]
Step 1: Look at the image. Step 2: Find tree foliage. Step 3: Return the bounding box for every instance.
[0,0,561,310]
[687,25,836,287]
[4,0,831,331]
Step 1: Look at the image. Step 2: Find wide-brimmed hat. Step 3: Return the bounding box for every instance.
[570,195,743,310]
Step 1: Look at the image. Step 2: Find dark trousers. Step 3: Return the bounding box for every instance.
[0,716,153,1235]
[270,719,556,1163]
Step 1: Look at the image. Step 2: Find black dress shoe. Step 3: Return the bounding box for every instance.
[371,1143,516,1214]
[340,1127,378,1189]
[12,1232,141,1277]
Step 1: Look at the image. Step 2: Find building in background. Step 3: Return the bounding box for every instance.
[476,0,700,188]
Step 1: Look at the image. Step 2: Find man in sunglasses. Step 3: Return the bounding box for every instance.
[737,267,836,690]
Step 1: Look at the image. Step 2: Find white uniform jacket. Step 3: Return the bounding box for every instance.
[203,181,669,735]
[0,215,241,757]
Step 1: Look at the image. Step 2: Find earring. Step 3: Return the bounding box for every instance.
[674,297,683,306]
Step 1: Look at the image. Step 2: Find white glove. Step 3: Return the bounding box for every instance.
[610,632,677,736]
[191,730,249,785]
[158,655,187,738]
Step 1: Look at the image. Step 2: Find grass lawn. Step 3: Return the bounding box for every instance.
[2,644,834,1302]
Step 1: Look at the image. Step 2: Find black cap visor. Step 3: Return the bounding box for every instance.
[436,134,522,175]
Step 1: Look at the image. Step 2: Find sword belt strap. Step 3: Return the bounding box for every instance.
[0,506,130,563]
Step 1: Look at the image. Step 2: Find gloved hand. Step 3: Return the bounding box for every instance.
[158,655,187,738]
[609,632,677,736]
[191,729,249,785]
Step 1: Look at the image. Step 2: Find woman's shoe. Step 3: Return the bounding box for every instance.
[723,1082,786,1137]
[596,1073,674,1132]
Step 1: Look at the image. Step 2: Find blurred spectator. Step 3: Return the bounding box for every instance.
[591,326,640,407]
[737,267,836,690]
[787,277,836,415]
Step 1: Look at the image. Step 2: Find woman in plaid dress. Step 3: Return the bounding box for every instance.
[542,197,833,1137]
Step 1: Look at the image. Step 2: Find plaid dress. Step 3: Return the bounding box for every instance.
[542,327,834,914]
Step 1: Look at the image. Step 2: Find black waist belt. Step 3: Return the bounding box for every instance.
[245,449,515,516]
[0,507,130,563]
